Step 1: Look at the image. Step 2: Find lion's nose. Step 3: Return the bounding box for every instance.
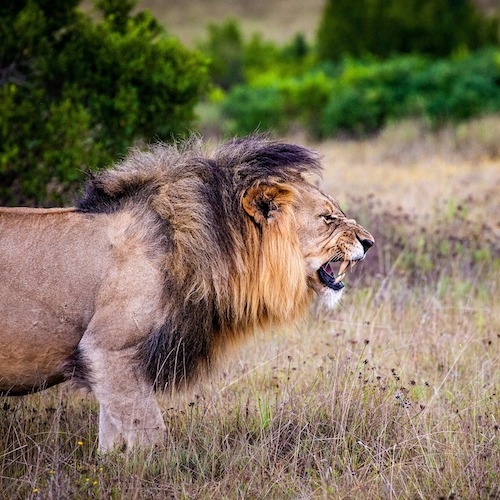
[359,238,374,253]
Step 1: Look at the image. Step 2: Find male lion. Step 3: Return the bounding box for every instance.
[0,136,373,452]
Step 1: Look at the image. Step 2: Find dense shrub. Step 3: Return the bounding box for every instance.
[317,0,499,61]
[222,85,287,135]
[198,18,314,92]
[221,49,500,138]
[322,49,500,136]
[406,51,500,122]
[320,57,424,135]
[197,18,245,90]
[222,70,335,136]
[0,0,208,206]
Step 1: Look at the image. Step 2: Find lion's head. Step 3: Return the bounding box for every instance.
[292,182,374,308]
[239,178,374,319]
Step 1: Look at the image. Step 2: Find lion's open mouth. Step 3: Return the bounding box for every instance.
[318,259,357,291]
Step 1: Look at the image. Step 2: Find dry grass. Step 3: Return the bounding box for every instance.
[81,0,326,45]
[296,117,500,216]
[82,0,498,46]
[1,120,499,498]
[1,283,498,498]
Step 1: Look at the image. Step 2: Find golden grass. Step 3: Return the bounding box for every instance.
[1,280,497,498]
[81,0,326,45]
[1,121,499,498]
[299,117,500,216]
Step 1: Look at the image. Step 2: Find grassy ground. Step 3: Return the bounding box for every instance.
[1,120,498,498]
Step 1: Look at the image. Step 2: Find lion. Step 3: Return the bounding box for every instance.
[0,136,373,452]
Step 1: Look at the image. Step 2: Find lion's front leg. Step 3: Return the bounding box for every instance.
[97,393,165,453]
[78,338,165,453]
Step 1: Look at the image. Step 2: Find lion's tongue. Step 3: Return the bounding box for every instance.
[324,262,334,275]
[318,264,344,291]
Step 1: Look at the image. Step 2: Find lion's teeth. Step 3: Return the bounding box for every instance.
[339,261,349,275]
[335,273,345,284]
[351,260,357,269]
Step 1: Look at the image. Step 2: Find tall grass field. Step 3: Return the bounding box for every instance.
[1,120,498,498]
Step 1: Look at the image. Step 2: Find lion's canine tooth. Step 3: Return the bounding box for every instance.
[335,273,345,284]
[339,260,349,275]
[351,260,357,269]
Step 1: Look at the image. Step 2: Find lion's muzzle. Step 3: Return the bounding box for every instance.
[318,235,374,291]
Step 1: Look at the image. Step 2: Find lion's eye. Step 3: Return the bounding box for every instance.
[322,214,336,223]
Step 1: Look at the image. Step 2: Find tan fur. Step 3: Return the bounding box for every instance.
[0,137,373,452]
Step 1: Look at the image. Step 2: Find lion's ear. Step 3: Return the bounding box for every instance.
[242,184,293,225]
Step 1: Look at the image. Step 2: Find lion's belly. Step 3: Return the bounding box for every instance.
[0,309,84,394]
[0,288,90,394]
[0,345,70,395]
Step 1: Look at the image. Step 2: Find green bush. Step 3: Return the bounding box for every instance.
[0,0,208,206]
[407,51,500,122]
[221,49,500,138]
[221,70,334,136]
[321,49,500,136]
[283,72,334,137]
[197,18,314,92]
[197,18,245,90]
[222,85,287,136]
[321,56,427,135]
[317,0,499,61]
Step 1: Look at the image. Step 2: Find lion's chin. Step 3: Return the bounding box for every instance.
[318,287,344,309]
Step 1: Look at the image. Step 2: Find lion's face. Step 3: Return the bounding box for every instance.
[242,179,374,310]
[294,183,374,307]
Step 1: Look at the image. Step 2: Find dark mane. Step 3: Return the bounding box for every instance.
[76,135,321,214]
[75,135,322,390]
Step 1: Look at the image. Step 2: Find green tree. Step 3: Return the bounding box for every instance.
[317,0,499,61]
[0,0,208,206]
[197,18,245,90]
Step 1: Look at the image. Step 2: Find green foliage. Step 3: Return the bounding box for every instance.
[317,0,499,61]
[406,51,500,122]
[94,0,137,32]
[198,18,314,91]
[322,49,500,136]
[197,18,245,90]
[282,33,309,61]
[284,71,334,137]
[222,85,287,135]
[320,56,430,136]
[0,1,208,206]
[243,33,284,81]
[221,49,500,138]
[222,69,335,136]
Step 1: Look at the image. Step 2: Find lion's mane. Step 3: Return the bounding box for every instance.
[77,136,321,390]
